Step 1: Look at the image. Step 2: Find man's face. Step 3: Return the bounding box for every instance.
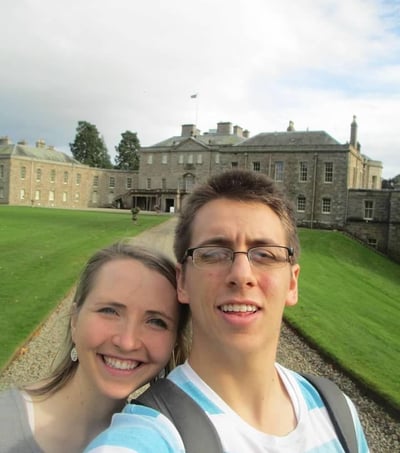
[176,198,300,357]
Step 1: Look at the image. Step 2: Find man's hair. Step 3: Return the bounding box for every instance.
[174,169,300,264]
[26,241,190,398]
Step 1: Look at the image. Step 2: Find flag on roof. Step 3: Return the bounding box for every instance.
[190,93,198,99]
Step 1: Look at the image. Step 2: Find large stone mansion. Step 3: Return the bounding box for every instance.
[0,117,399,262]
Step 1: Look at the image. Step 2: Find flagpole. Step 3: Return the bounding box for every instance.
[191,93,199,127]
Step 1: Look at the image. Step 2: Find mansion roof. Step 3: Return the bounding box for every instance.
[153,133,246,148]
[0,143,80,164]
[241,130,341,147]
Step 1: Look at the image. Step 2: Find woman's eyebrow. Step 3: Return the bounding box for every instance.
[94,300,126,309]
[146,310,176,323]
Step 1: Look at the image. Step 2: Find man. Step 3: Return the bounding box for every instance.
[86,170,369,452]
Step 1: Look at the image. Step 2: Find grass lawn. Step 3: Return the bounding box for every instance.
[0,206,171,369]
[1,207,399,411]
[285,229,400,411]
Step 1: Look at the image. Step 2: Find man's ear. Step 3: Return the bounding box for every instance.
[285,264,300,307]
[176,263,190,305]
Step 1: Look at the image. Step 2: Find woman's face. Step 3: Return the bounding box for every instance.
[71,258,179,401]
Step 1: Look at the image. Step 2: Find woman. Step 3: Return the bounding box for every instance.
[0,241,190,453]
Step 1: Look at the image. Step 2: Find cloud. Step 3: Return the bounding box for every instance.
[1,0,399,178]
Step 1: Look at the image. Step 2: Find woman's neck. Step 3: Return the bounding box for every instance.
[30,375,124,453]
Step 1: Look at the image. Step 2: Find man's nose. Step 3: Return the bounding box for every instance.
[226,251,257,287]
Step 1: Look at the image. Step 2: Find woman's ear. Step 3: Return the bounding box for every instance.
[70,303,78,342]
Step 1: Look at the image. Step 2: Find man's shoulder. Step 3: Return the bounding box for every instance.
[85,407,185,453]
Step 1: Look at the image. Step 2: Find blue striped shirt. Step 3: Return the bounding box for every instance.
[85,362,369,453]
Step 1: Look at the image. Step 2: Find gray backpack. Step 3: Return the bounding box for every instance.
[135,373,357,453]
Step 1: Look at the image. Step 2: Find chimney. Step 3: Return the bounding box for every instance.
[350,115,358,148]
[243,130,250,138]
[233,125,243,137]
[181,124,198,137]
[36,139,46,148]
[0,136,12,145]
[217,122,232,135]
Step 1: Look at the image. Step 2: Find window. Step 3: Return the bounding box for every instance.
[36,168,42,182]
[179,154,184,164]
[0,188,4,199]
[188,154,193,164]
[371,175,377,189]
[197,154,203,164]
[253,162,260,172]
[147,178,151,189]
[299,162,308,182]
[162,178,166,189]
[108,192,114,204]
[20,189,25,200]
[183,174,194,192]
[92,191,98,203]
[162,154,168,164]
[147,154,153,164]
[76,173,81,185]
[49,190,55,202]
[274,161,284,181]
[63,171,69,184]
[364,200,374,220]
[297,195,306,212]
[34,190,41,201]
[109,177,115,188]
[50,169,56,183]
[322,198,331,214]
[231,161,238,168]
[93,175,99,187]
[0,164,4,178]
[126,177,133,189]
[324,162,333,183]
[62,192,68,202]
[215,153,220,164]
[75,192,80,202]
[20,166,26,179]
[367,238,377,248]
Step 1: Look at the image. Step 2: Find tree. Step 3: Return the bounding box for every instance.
[70,121,113,168]
[115,130,140,170]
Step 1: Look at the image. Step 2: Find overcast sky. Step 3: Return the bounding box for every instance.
[1,0,399,178]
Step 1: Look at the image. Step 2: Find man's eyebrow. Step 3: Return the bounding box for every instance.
[195,237,231,247]
[195,237,282,247]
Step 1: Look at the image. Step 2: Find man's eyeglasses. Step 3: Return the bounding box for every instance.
[182,245,294,269]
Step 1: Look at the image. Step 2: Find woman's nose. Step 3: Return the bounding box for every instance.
[112,324,143,351]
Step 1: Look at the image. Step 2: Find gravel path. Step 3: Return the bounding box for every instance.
[1,217,399,452]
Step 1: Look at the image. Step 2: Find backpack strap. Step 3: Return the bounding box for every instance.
[134,379,224,453]
[301,373,358,453]
[135,375,358,453]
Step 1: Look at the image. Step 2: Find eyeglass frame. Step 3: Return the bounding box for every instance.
[182,245,295,269]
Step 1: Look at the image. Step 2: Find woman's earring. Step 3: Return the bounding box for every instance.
[70,346,78,362]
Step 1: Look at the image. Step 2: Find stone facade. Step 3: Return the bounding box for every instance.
[1,117,399,262]
[345,189,400,262]
[0,138,138,209]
